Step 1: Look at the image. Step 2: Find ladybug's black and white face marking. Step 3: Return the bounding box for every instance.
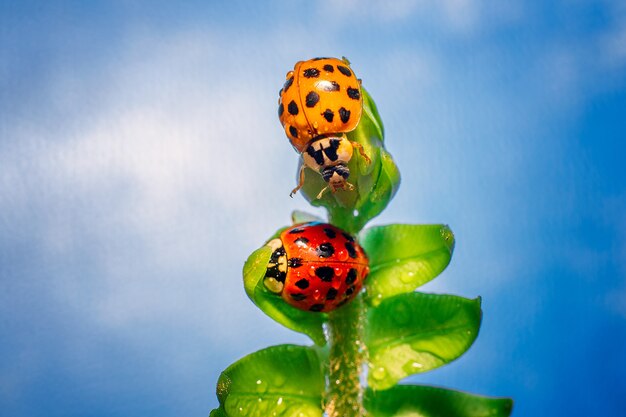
[302,136,354,188]
[264,238,287,293]
[262,222,369,313]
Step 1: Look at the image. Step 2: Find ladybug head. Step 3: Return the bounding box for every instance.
[321,164,350,189]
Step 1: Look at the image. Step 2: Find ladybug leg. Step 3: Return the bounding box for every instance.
[318,180,354,199]
[350,141,371,165]
[316,185,330,200]
[290,165,306,197]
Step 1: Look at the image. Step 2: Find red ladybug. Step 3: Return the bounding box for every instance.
[263,222,369,312]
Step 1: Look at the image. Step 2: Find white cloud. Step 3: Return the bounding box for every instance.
[0,28,315,348]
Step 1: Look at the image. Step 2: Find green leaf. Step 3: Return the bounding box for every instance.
[291,210,323,224]
[366,292,482,390]
[209,407,228,417]
[216,344,325,417]
[298,88,400,234]
[361,84,385,141]
[364,385,513,417]
[360,224,455,306]
[243,245,326,345]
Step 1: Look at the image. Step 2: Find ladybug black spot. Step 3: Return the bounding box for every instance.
[342,232,354,242]
[337,65,352,77]
[319,81,340,92]
[278,103,284,117]
[288,257,303,268]
[345,286,355,296]
[339,107,351,124]
[295,279,309,289]
[323,64,334,72]
[323,228,337,239]
[315,266,334,282]
[269,247,286,263]
[345,242,357,259]
[347,87,361,100]
[346,268,357,285]
[317,242,335,258]
[323,139,340,162]
[306,91,320,107]
[306,144,326,166]
[289,125,299,139]
[288,100,299,115]
[326,287,338,300]
[303,68,320,78]
[291,293,307,301]
[322,109,334,122]
[265,265,286,283]
[312,57,329,61]
[283,76,294,93]
[294,237,309,246]
[309,304,325,312]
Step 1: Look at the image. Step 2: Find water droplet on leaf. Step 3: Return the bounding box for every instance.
[371,366,387,380]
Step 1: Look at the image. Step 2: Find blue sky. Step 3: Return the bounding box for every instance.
[1,1,625,416]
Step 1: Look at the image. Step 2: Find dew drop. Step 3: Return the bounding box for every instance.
[371,366,387,380]
[402,361,424,373]
[273,373,286,387]
[256,379,268,393]
[274,396,287,415]
[399,272,414,283]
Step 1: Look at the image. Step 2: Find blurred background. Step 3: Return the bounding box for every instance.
[1,1,625,416]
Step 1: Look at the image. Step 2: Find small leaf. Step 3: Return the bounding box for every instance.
[209,407,228,417]
[366,292,481,389]
[364,385,513,417]
[361,85,385,141]
[360,224,455,305]
[298,88,400,234]
[291,210,323,224]
[243,245,326,345]
[216,344,325,417]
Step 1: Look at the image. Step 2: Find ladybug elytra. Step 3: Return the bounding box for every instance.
[278,57,371,199]
[263,222,369,312]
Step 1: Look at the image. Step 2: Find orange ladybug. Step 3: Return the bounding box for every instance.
[278,57,370,198]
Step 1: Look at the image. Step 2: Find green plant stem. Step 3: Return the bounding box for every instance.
[325,295,368,417]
